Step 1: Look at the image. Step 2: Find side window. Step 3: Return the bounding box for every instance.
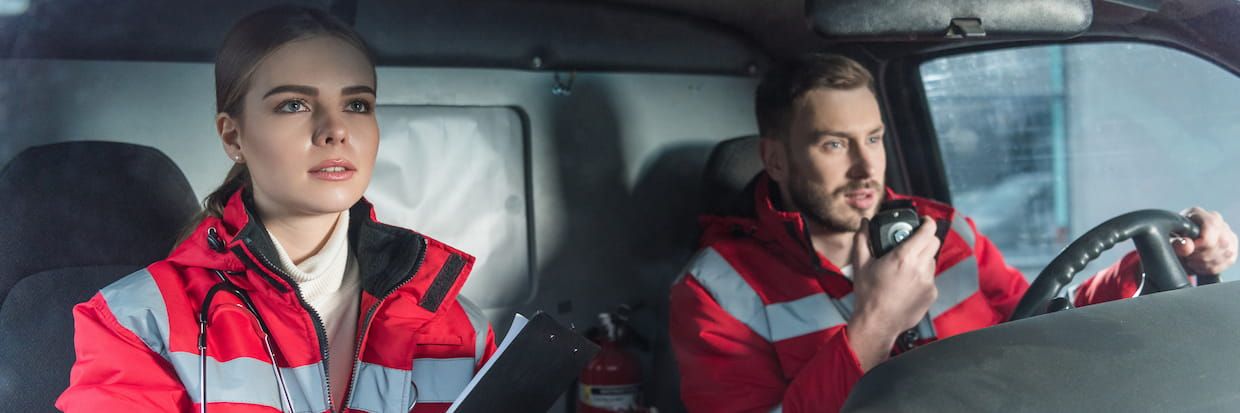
[921,43,1240,276]
[369,106,530,308]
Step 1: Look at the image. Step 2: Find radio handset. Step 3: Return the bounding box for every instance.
[867,201,938,352]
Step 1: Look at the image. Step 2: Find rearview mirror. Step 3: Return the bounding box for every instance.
[807,0,1093,40]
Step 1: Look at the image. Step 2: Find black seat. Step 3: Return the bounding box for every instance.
[650,135,763,413]
[701,135,761,216]
[0,141,200,411]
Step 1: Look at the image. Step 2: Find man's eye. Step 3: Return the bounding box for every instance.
[346,100,371,113]
[825,141,845,150]
[276,100,309,113]
[868,135,883,144]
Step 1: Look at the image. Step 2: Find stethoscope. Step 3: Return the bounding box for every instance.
[198,225,426,412]
[197,269,425,413]
[198,269,297,413]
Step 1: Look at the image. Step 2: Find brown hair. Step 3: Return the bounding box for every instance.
[754,53,875,140]
[174,5,376,247]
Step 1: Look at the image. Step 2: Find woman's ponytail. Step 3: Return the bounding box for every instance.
[171,163,250,249]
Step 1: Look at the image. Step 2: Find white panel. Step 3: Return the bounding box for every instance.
[367,106,530,308]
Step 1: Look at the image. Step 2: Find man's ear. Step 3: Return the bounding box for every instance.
[760,135,789,184]
[216,112,244,161]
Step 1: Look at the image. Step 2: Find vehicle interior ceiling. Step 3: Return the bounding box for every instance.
[1,0,1238,411]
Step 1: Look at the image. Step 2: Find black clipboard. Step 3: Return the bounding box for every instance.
[447,312,601,413]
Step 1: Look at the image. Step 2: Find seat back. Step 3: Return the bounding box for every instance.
[648,135,764,413]
[701,135,761,216]
[0,141,200,411]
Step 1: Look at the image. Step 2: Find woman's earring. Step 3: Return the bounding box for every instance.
[232,154,244,163]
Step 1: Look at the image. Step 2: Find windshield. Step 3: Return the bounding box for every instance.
[921,42,1240,278]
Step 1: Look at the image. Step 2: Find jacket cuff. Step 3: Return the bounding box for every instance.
[1074,251,1143,307]
[783,325,865,412]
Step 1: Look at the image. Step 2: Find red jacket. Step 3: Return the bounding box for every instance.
[669,174,1142,413]
[57,189,497,412]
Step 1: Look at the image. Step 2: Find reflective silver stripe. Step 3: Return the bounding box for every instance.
[834,292,856,321]
[458,296,490,365]
[1132,272,1146,298]
[101,269,332,411]
[766,293,845,342]
[411,358,475,403]
[913,314,937,339]
[918,212,980,317]
[99,268,170,356]
[348,361,413,412]
[348,358,476,411]
[686,247,773,341]
[689,246,981,344]
[167,352,329,413]
[952,213,976,250]
[929,256,980,317]
[770,405,783,413]
[833,257,981,332]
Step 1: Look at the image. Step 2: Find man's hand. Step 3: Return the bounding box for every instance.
[846,216,940,372]
[1172,207,1238,276]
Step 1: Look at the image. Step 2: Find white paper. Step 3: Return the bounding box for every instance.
[446,313,529,412]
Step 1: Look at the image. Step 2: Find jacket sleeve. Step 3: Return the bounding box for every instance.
[1073,251,1143,307]
[477,326,497,369]
[969,218,1031,320]
[459,296,498,370]
[56,293,190,412]
[670,276,864,413]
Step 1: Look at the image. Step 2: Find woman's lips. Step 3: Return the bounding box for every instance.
[309,166,355,181]
[308,159,356,181]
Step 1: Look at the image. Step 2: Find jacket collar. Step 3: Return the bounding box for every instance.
[753,173,837,274]
[700,172,917,276]
[700,172,959,298]
[698,172,826,274]
[167,188,449,306]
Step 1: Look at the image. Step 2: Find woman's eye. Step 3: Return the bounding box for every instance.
[346,100,371,113]
[276,100,309,113]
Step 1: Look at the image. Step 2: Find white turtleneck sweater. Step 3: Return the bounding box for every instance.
[267,210,360,409]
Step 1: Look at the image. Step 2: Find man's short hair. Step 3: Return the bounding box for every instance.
[755,53,876,140]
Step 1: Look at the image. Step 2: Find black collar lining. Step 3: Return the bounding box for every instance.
[231,190,427,299]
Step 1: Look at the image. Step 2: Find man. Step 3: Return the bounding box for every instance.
[668,54,1238,413]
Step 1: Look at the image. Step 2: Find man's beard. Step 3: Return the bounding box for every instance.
[786,167,883,233]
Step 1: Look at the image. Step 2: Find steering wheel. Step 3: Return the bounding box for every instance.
[1008,209,1214,321]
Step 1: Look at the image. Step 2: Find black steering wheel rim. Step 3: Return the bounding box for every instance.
[1008,209,1200,321]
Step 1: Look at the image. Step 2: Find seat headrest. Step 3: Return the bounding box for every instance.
[0,141,200,305]
[701,135,762,216]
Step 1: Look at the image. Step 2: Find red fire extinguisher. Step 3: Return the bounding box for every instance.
[578,309,646,412]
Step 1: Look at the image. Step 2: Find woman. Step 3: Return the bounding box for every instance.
[56,6,495,412]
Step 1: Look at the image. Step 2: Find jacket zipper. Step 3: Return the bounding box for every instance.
[341,238,429,409]
[237,242,337,411]
[786,218,831,275]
